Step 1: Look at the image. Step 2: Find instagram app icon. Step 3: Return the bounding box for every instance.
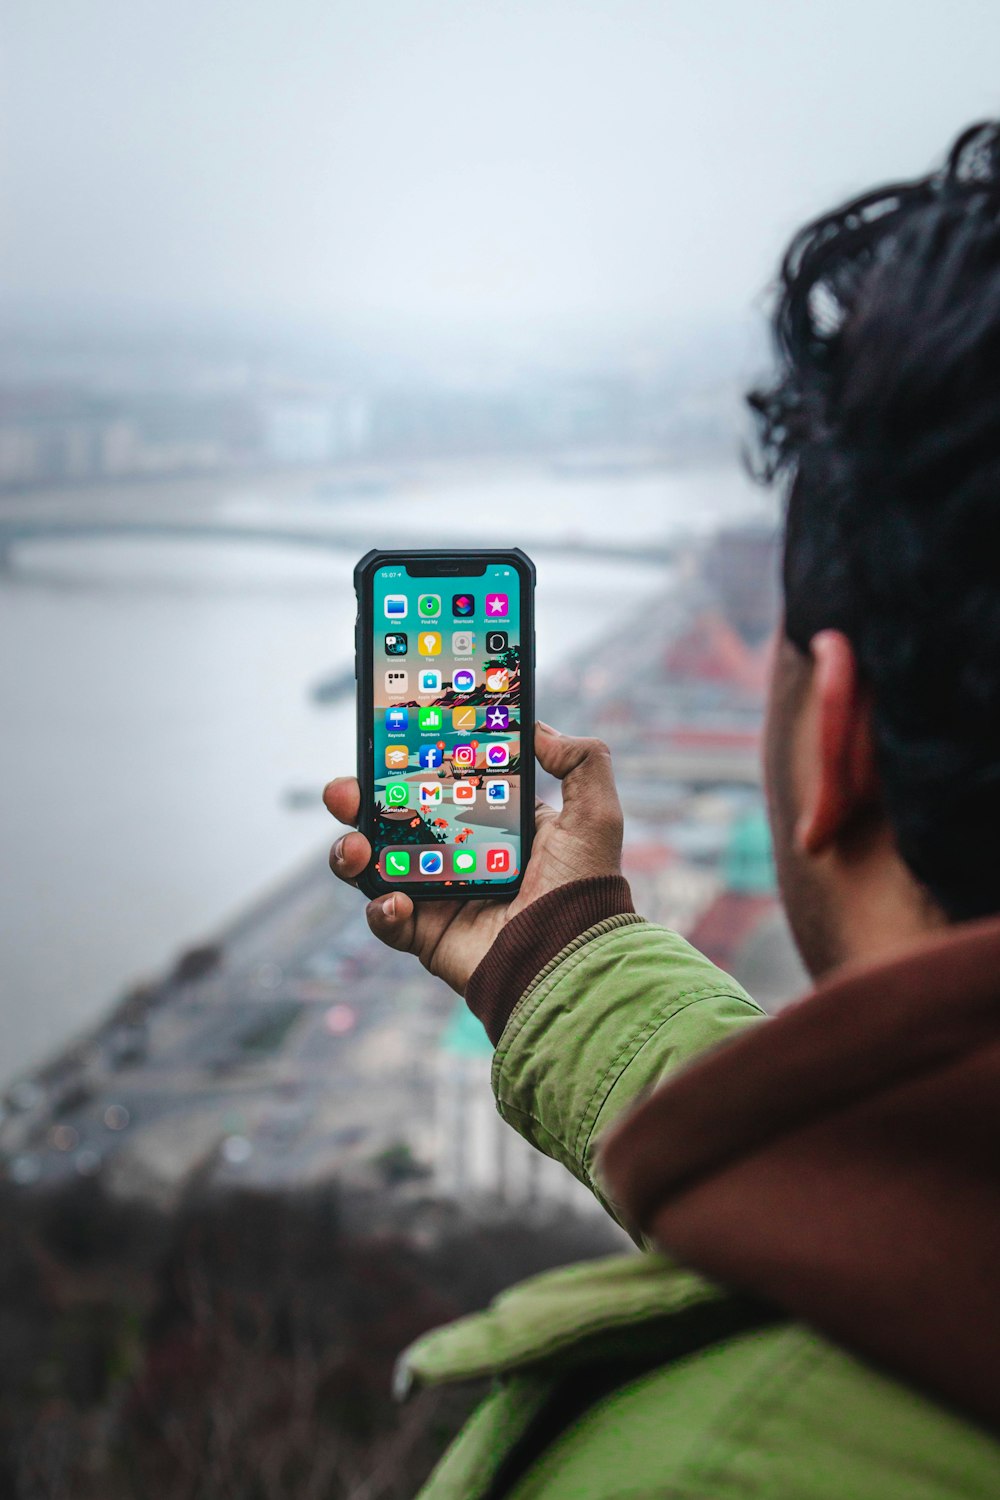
[452,743,476,770]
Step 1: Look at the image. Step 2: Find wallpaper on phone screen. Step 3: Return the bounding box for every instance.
[373,565,522,885]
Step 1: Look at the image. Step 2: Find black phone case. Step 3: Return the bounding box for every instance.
[354,547,536,901]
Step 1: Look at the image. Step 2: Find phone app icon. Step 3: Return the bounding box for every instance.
[418,705,443,731]
[452,743,476,770]
[485,704,509,731]
[486,847,511,874]
[384,632,408,656]
[452,594,475,617]
[452,631,475,656]
[485,666,510,693]
[485,593,509,618]
[384,669,408,696]
[453,781,476,805]
[486,630,508,653]
[418,669,442,694]
[486,743,510,768]
[418,744,443,769]
[453,666,476,693]
[419,849,444,875]
[384,595,408,619]
[420,782,442,806]
[418,630,442,656]
[453,849,477,874]
[486,779,509,805]
[385,781,410,807]
[418,594,441,618]
[452,705,477,731]
[385,849,411,877]
[385,706,409,733]
[384,745,409,770]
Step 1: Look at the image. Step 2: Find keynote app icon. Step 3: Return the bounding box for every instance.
[385,706,409,732]
[485,593,509,618]
[485,704,509,731]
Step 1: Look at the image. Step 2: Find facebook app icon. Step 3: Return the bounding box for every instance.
[419,745,443,770]
[386,707,409,733]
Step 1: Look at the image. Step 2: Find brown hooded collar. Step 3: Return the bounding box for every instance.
[597,915,1000,1433]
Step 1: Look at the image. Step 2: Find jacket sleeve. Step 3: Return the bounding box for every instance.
[468,880,767,1228]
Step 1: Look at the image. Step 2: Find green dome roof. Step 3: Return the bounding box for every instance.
[441,1000,494,1057]
[723,808,776,894]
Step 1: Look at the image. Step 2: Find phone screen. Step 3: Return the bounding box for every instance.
[369,559,527,889]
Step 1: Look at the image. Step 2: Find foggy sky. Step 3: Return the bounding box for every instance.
[3,0,1000,339]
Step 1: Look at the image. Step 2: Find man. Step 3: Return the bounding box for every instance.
[324,121,1000,1497]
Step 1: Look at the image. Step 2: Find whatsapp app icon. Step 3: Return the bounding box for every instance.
[386,782,410,807]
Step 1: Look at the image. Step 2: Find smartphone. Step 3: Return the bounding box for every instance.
[354,547,535,900]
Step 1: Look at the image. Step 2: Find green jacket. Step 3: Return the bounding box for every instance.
[398,913,1000,1499]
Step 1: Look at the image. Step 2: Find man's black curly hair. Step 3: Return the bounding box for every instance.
[749,121,1000,922]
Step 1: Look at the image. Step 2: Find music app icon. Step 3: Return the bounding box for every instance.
[485,847,511,874]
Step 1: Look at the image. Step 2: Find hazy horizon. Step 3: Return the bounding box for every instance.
[4,0,1000,348]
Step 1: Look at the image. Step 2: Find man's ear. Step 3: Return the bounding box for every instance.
[795,630,879,855]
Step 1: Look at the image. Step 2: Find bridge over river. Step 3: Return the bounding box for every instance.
[0,517,677,570]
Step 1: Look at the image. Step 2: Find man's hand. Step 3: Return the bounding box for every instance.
[323,723,623,996]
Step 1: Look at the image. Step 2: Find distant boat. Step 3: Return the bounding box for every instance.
[311,666,355,704]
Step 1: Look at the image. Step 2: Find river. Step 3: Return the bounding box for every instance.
[0,460,769,1080]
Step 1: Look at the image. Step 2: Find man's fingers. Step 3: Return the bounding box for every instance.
[329,829,372,883]
[365,891,417,953]
[323,776,361,827]
[534,722,624,848]
[534,796,559,829]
